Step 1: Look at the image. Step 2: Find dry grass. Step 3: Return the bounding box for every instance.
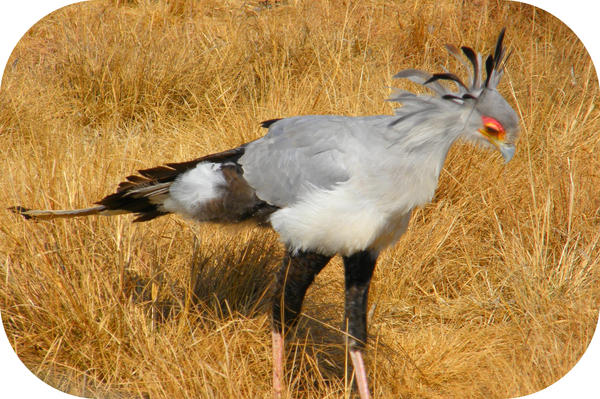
[1,0,599,398]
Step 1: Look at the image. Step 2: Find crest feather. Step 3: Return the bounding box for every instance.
[391,29,510,106]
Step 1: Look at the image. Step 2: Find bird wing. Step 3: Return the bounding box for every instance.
[239,115,360,207]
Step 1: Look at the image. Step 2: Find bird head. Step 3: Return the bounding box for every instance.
[391,28,520,162]
[463,81,520,162]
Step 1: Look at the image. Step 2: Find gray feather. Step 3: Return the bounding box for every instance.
[239,116,353,206]
[238,103,469,209]
[393,69,450,96]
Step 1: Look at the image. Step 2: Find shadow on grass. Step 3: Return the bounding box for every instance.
[290,316,353,386]
[121,229,281,323]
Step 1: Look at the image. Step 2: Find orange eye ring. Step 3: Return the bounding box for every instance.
[481,116,506,140]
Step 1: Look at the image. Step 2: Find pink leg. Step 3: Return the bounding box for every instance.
[272,330,284,399]
[350,349,371,399]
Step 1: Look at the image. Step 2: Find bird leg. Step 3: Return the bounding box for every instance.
[272,329,284,398]
[343,250,378,399]
[349,349,370,399]
[271,249,331,399]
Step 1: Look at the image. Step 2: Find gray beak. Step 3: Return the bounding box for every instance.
[499,143,516,163]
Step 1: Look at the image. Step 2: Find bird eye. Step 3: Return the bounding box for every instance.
[481,116,504,137]
[485,124,500,135]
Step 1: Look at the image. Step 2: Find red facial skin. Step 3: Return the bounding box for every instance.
[481,116,506,141]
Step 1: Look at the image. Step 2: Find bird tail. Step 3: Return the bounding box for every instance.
[8,205,119,220]
[10,147,247,223]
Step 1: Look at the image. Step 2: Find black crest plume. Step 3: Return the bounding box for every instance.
[391,29,511,106]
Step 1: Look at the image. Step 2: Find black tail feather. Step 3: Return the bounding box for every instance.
[8,206,34,220]
[97,146,247,222]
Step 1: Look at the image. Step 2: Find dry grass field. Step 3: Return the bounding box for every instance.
[1,0,599,398]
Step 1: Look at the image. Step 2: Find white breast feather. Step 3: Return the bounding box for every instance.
[269,166,438,256]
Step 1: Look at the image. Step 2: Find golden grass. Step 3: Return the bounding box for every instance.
[1,0,599,397]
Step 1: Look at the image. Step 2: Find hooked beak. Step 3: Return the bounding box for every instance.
[478,127,516,163]
[499,143,516,163]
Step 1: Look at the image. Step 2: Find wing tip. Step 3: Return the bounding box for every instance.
[260,118,282,129]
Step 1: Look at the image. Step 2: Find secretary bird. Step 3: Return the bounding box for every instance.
[11,29,518,398]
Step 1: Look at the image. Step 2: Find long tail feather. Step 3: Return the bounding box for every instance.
[10,147,248,223]
[8,205,120,220]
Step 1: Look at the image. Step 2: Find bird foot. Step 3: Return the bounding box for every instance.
[272,330,284,399]
[350,349,371,399]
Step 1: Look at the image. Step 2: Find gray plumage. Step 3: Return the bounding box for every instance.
[238,28,518,255]
[240,115,353,207]
[12,29,519,257]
